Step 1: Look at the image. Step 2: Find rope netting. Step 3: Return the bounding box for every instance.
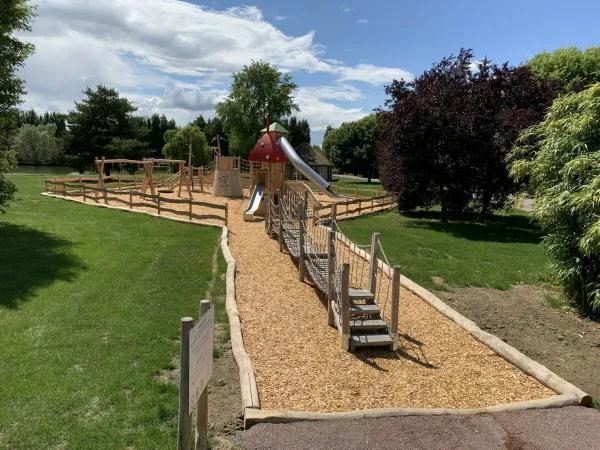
[301,216,329,293]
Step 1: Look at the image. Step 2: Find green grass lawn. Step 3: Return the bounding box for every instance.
[339,209,550,291]
[0,176,226,449]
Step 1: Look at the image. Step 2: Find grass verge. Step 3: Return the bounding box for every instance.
[0,175,225,449]
[339,209,550,291]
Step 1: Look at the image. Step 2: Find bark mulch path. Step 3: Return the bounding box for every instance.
[51,191,556,412]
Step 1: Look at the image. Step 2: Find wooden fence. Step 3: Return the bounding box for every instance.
[315,194,396,222]
[45,179,228,226]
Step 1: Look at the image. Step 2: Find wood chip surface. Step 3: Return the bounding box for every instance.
[53,189,556,412]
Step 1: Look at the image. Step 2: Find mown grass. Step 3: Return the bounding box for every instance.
[339,209,550,291]
[0,176,225,449]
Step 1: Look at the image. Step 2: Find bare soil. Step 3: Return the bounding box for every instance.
[436,284,600,402]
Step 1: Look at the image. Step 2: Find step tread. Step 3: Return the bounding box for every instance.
[351,333,394,347]
[350,319,388,330]
[350,303,380,314]
[349,288,375,301]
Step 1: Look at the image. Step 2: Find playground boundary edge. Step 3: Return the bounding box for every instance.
[41,192,592,430]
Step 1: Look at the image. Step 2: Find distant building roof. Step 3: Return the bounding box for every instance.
[294,142,333,167]
[260,122,290,134]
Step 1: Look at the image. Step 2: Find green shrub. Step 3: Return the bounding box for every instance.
[510,83,600,314]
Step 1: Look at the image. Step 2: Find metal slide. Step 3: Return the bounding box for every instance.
[244,184,265,220]
[277,136,341,198]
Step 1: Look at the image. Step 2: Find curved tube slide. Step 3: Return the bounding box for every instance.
[278,136,340,199]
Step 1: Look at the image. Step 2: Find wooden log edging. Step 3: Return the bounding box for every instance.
[244,394,580,428]
[220,227,261,413]
[337,227,592,407]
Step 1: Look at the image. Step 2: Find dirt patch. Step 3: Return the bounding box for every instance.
[436,284,600,401]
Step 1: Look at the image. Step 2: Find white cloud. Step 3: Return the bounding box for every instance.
[339,3,353,13]
[273,15,288,21]
[17,0,412,140]
[335,64,413,85]
[295,85,368,132]
[469,61,482,73]
[357,19,368,24]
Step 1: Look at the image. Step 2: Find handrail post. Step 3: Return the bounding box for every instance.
[277,189,283,252]
[177,317,194,450]
[341,263,351,351]
[298,197,306,282]
[225,204,228,227]
[265,193,270,234]
[389,266,401,351]
[368,232,380,295]
[82,183,87,202]
[327,230,335,327]
[331,203,337,232]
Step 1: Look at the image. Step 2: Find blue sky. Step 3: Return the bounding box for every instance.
[19,0,600,144]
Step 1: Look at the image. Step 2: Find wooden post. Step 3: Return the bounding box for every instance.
[225,204,229,227]
[79,176,82,194]
[265,193,270,234]
[277,189,283,252]
[157,195,161,215]
[389,266,401,351]
[200,167,204,193]
[368,232,380,295]
[341,263,351,351]
[189,198,193,221]
[178,317,194,450]
[82,183,87,202]
[331,204,337,232]
[327,230,335,327]
[62,181,66,197]
[195,301,210,450]
[129,190,133,209]
[298,195,307,282]
[44,179,48,193]
[118,175,121,190]
[134,174,138,190]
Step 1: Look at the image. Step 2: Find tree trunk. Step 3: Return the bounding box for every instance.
[479,191,491,223]
[441,201,448,222]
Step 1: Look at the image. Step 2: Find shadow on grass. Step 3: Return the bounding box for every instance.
[402,210,543,244]
[0,222,86,309]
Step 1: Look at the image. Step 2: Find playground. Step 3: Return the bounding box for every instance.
[42,122,591,422]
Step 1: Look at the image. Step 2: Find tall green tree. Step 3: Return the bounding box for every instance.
[216,61,299,157]
[18,109,68,136]
[280,116,311,147]
[162,124,211,166]
[144,113,176,157]
[510,83,600,314]
[322,115,381,183]
[528,46,600,92]
[67,85,149,171]
[14,123,64,165]
[0,0,36,212]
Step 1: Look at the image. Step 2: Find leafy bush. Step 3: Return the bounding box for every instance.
[510,83,600,313]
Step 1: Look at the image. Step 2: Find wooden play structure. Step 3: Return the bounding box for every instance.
[94,157,192,198]
[244,122,288,220]
[212,156,243,198]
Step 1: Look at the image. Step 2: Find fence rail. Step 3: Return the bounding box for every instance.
[315,194,396,222]
[44,179,228,225]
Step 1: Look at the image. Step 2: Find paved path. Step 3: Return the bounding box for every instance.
[234,406,600,450]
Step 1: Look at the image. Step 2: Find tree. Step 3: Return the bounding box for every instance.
[509,83,600,314]
[378,48,559,221]
[144,113,176,157]
[162,124,211,166]
[280,116,311,147]
[322,115,381,183]
[215,61,299,157]
[18,109,68,136]
[67,85,149,171]
[14,124,65,165]
[0,0,36,212]
[203,117,228,155]
[528,46,600,92]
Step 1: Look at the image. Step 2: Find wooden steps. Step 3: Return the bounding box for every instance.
[349,288,375,301]
[351,333,394,350]
[350,318,388,332]
[349,303,380,316]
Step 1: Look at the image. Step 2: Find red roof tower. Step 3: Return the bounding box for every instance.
[248,120,289,163]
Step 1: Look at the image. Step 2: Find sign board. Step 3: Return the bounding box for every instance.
[188,306,214,411]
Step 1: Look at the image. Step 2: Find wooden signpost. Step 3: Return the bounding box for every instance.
[178,300,214,450]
